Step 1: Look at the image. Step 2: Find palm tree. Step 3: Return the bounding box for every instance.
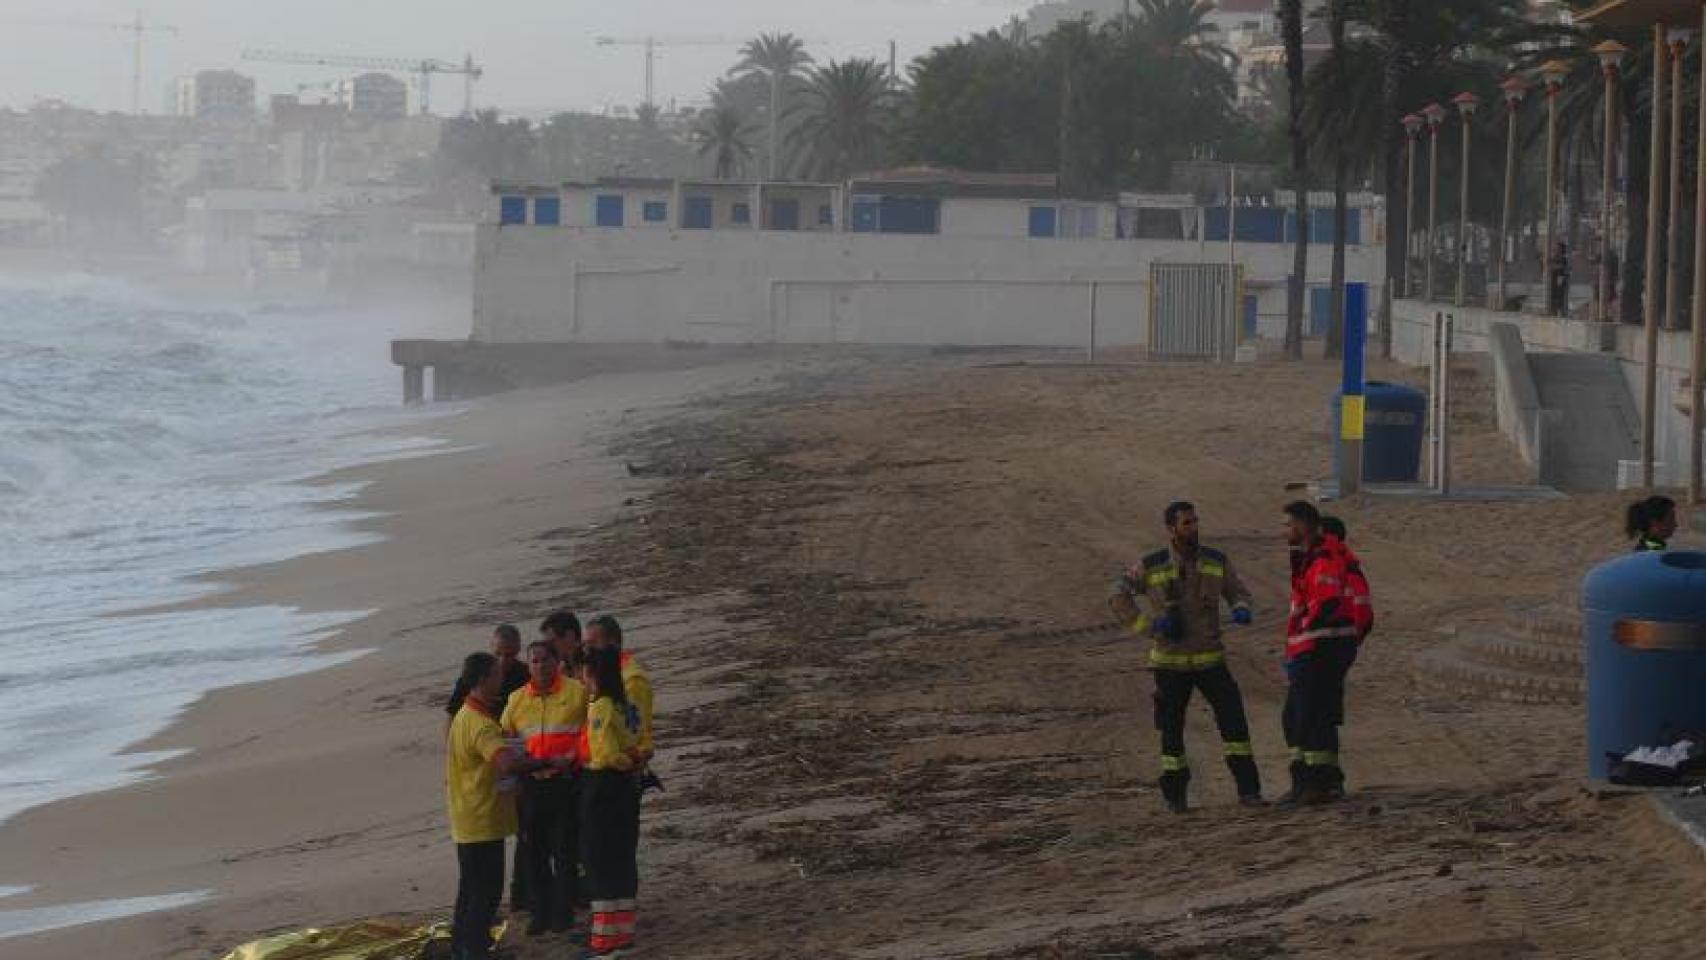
[694,102,756,179]
[786,59,896,182]
[1281,0,1308,359]
[1299,0,1525,348]
[1131,0,1237,126]
[732,33,815,179]
[1132,0,1233,67]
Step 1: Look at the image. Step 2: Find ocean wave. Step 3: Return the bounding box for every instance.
[0,277,446,825]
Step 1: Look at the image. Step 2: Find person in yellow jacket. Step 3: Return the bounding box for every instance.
[1110,501,1262,813]
[447,652,549,960]
[578,646,645,956]
[500,641,587,937]
[584,615,653,762]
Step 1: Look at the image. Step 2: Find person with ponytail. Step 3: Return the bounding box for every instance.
[577,645,644,956]
[1626,496,1678,552]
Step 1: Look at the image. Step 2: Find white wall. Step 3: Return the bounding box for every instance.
[473,225,1386,350]
[939,199,1031,239]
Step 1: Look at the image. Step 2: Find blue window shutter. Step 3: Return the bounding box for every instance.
[818,204,834,226]
[1028,205,1058,238]
[851,201,878,232]
[770,198,800,231]
[732,202,751,224]
[499,196,527,225]
[643,201,668,223]
[595,195,625,227]
[878,198,938,234]
[533,197,561,226]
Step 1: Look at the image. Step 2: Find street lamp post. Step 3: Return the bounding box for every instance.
[1402,113,1423,299]
[1693,5,1706,504]
[1640,28,1669,491]
[1497,78,1525,311]
[1424,102,1447,302]
[1665,29,1690,333]
[1595,40,1628,326]
[1454,92,1480,308]
[1540,61,1569,316]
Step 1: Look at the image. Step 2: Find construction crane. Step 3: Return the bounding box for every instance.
[0,10,178,116]
[594,36,744,113]
[240,49,484,116]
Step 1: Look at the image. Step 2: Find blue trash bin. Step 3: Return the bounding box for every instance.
[1330,381,1428,483]
[1582,550,1706,779]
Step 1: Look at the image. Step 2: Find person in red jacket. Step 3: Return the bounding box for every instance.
[1321,516,1374,641]
[1281,502,1363,804]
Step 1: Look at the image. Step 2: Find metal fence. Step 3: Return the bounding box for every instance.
[1149,262,1244,361]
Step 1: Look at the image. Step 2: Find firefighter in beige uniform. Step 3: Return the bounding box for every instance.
[1111,501,1263,812]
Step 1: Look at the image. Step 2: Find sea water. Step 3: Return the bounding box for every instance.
[0,274,459,824]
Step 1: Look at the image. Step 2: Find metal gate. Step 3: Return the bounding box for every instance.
[1149,263,1244,361]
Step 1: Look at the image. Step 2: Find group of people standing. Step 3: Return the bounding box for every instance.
[1111,500,1373,812]
[443,610,655,959]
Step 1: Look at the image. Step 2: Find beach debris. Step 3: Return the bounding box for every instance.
[218,919,453,960]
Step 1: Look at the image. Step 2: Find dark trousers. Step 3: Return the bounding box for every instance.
[510,788,530,909]
[522,776,579,924]
[1283,639,1359,782]
[582,770,641,953]
[580,771,640,902]
[1153,663,1261,799]
[453,839,506,955]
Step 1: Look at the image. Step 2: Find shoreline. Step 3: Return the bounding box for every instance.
[0,353,795,958]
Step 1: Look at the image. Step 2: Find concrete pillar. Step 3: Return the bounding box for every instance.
[403,365,424,405]
[432,364,457,403]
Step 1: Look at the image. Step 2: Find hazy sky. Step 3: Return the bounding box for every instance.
[0,0,1031,116]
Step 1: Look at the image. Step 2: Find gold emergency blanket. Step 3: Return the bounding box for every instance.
[218,920,451,960]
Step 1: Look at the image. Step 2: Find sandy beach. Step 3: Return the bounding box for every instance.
[4,345,1704,959]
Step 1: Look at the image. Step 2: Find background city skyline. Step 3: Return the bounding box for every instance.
[0,0,1034,116]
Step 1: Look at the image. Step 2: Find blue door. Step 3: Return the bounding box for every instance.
[1309,286,1334,337]
[1028,205,1058,238]
[683,196,713,229]
[1244,294,1258,339]
[595,195,625,227]
[770,198,800,231]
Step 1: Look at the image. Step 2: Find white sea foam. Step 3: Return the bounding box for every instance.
[0,276,455,825]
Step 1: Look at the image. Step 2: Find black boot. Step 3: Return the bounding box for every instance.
[1294,765,1345,806]
[1277,760,1307,805]
[1159,768,1191,813]
[1226,754,1263,805]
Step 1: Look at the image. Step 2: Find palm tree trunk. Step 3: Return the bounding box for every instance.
[1377,0,1411,359]
[1058,51,1075,198]
[1325,0,1349,360]
[1282,0,1309,360]
[769,71,782,180]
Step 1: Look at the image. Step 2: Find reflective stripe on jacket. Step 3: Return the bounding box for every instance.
[500,675,588,762]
